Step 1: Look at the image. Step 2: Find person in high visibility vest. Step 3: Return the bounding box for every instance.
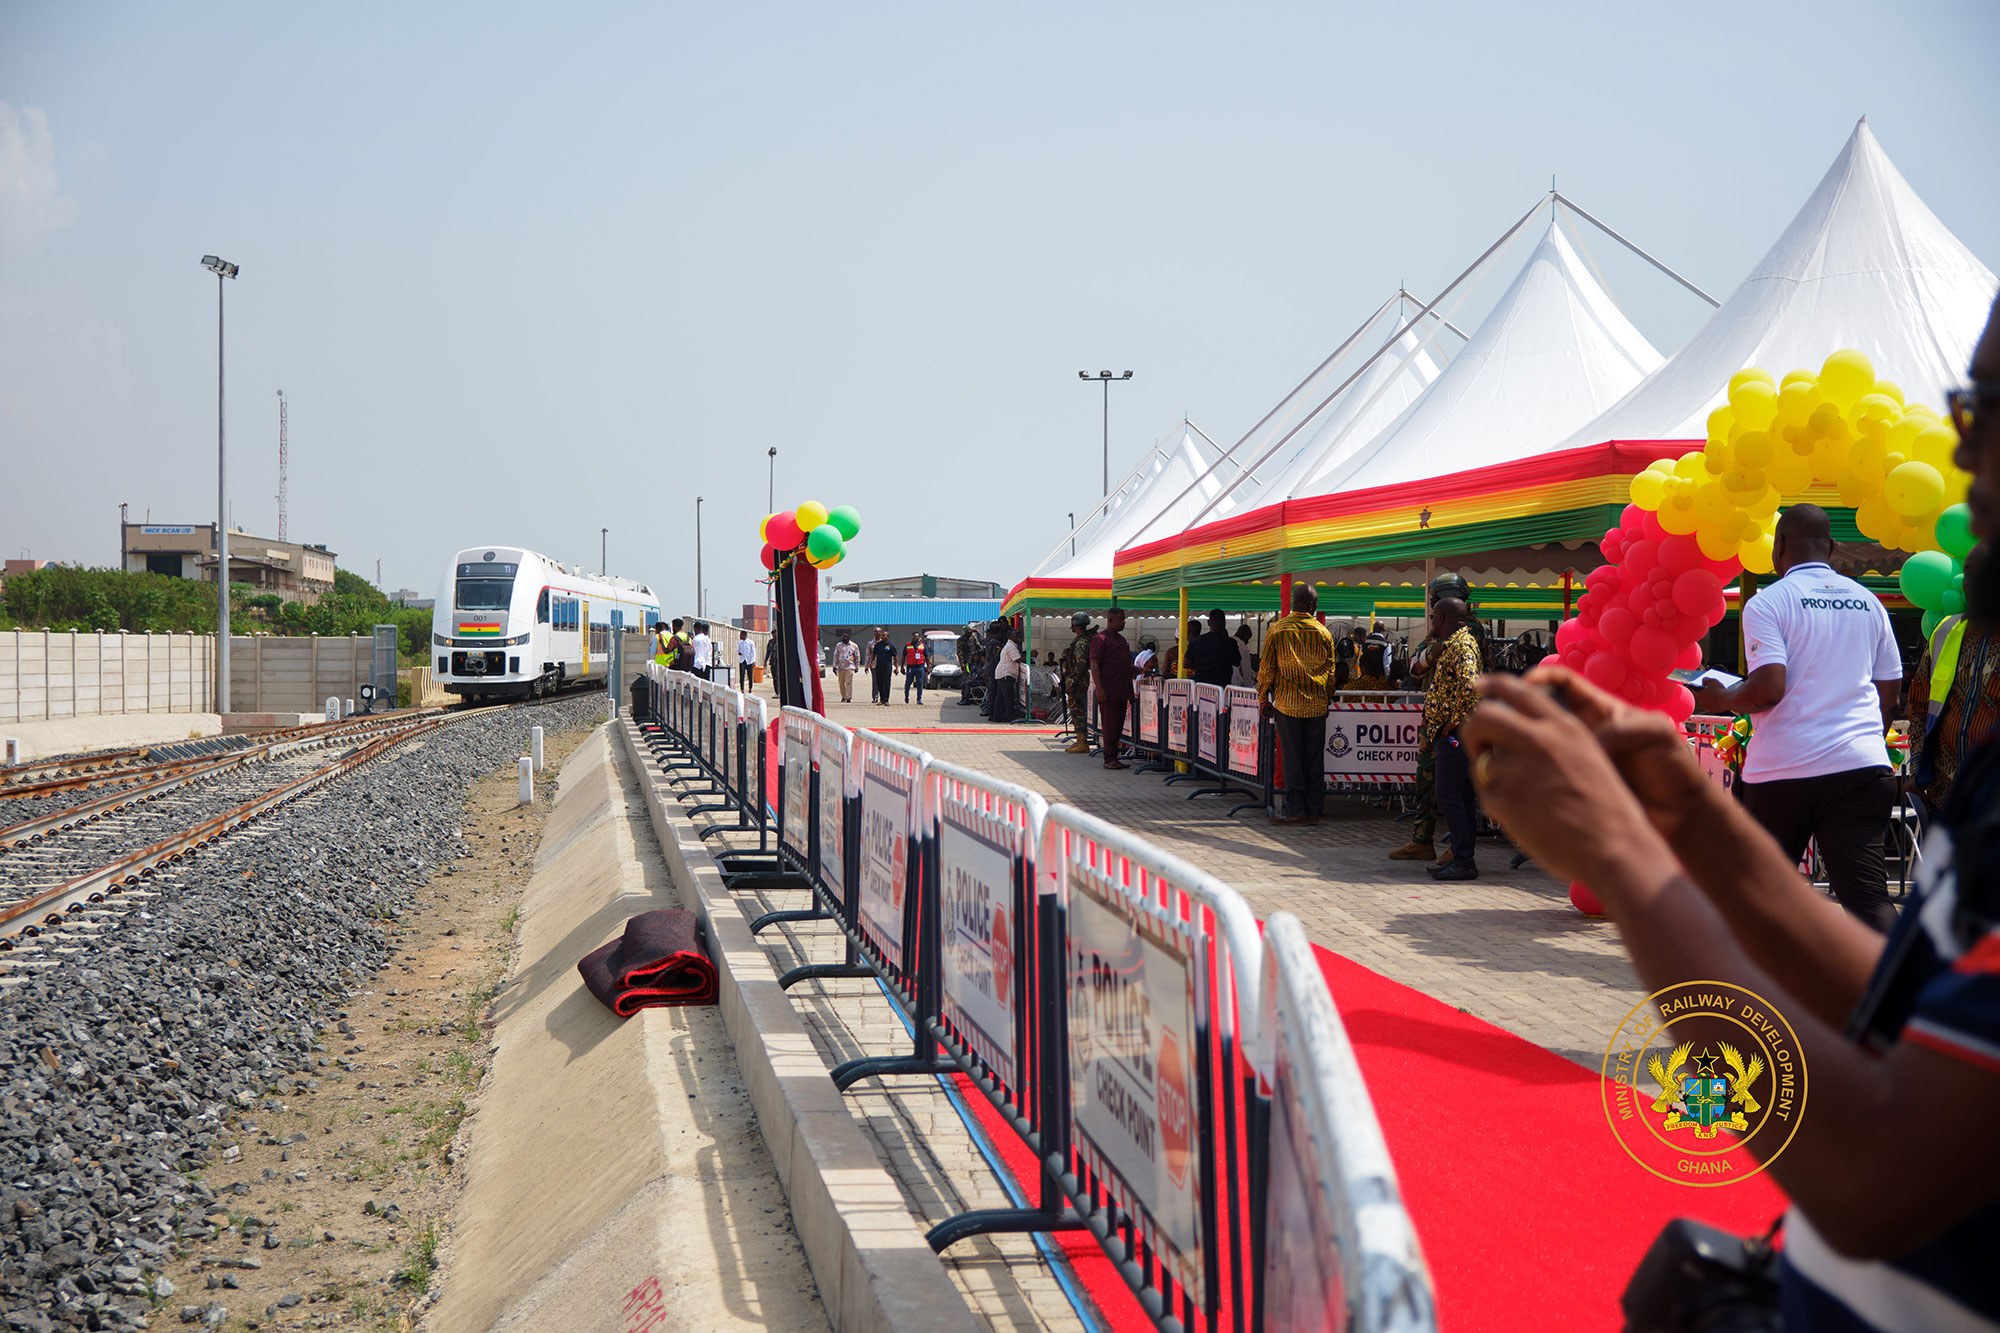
[1909,545,2000,817]
[653,620,675,669]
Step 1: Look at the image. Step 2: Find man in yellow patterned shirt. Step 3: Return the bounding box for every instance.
[1423,597,1483,879]
[1257,584,1336,824]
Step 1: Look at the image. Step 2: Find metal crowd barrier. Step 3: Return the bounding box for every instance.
[635,678,1437,1333]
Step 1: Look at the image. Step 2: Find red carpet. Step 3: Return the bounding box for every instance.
[954,945,1787,1332]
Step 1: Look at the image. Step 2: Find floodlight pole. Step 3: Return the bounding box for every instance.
[1078,370,1133,497]
[695,496,705,619]
[201,256,239,714]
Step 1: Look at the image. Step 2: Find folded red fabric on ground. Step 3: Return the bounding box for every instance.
[578,908,719,1014]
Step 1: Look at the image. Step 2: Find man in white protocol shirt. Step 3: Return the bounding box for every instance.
[690,622,713,679]
[736,634,757,691]
[1691,504,1903,931]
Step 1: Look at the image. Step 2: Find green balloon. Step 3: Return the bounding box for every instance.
[1922,608,1943,639]
[1934,504,1976,561]
[1942,589,1967,616]
[1899,549,1956,609]
[827,505,862,541]
[806,523,845,562]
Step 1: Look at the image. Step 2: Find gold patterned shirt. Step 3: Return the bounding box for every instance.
[1256,612,1335,718]
[1421,625,1480,746]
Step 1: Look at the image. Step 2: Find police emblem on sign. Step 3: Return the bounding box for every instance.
[1325,725,1351,760]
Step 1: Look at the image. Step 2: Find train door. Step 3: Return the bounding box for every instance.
[581,600,591,677]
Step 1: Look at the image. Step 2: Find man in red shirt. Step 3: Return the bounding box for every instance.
[1090,607,1137,770]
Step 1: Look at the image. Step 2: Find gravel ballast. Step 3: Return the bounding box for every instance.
[0,696,608,1331]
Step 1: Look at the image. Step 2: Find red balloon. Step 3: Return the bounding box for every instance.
[1672,569,1723,619]
[1621,504,1647,534]
[1630,626,1678,673]
[1658,535,1702,575]
[759,542,780,571]
[1561,648,1588,672]
[1624,539,1659,573]
[1663,683,1697,725]
[1599,607,1638,646]
[1583,650,1629,692]
[1673,642,1704,671]
[1584,565,1619,590]
[1570,880,1608,917]
[1555,618,1586,654]
[767,511,804,549]
[1601,532,1626,562]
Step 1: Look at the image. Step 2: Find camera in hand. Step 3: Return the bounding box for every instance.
[1621,1217,1781,1332]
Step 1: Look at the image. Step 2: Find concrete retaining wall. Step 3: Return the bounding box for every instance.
[0,631,387,724]
[0,631,214,724]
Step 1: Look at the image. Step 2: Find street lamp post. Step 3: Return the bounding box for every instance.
[1076,370,1133,498]
[201,255,239,714]
[695,496,705,619]
[601,527,608,573]
[766,447,777,512]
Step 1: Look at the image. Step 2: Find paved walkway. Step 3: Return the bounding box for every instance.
[806,688,1644,1067]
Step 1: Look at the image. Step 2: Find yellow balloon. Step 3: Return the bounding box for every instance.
[1705,406,1735,446]
[1734,430,1775,468]
[1836,469,1874,509]
[1659,501,1700,536]
[1694,483,1732,526]
[1729,367,1777,393]
[1809,440,1848,485]
[1729,379,1779,430]
[795,500,830,532]
[1807,402,1850,442]
[1747,486,1782,520]
[1913,425,1959,471]
[1854,497,1897,541]
[1776,381,1820,430]
[1673,451,1707,481]
[1766,451,1814,495]
[760,512,777,541]
[1902,401,1941,422]
[1849,436,1889,480]
[1740,532,1776,574]
[1873,380,1904,407]
[1697,525,1740,561]
[1883,461,1946,518]
[1780,369,1818,389]
[1629,470,1666,509]
[1819,348,1876,409]
[1945,469,1972,507]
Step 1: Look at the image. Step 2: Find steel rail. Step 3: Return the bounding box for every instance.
[0,718,445,940]
[0,712,439,849]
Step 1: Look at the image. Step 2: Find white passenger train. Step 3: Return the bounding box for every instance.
[431,546,662,701]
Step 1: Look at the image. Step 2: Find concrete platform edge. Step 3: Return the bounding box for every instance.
[618,718,980,1333]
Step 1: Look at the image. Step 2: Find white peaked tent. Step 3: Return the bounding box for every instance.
[1565,119,1996,445]
[1035,422,1251,585]
[1253,323,1447,498]
[1309,219,1663,496]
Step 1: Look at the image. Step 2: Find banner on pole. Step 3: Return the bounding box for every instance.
[1166,679,1191,754]
[817,743,846,892]
[1066,862,1204,1303]
[857,768,911,970]
[1194,684,1220,766]
[781,730,812,857]
[1226,686,1259,776]
[938,813,1019,1089]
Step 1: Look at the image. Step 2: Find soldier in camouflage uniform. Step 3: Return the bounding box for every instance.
[1062,612,1096,754]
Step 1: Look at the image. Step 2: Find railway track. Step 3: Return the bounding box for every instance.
[0,710,470,969]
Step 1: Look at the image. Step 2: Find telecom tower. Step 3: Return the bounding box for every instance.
[275,390,289,541]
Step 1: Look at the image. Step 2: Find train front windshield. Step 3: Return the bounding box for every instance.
[455,561,518,610]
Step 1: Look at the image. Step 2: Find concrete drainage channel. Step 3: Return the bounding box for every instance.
[0,693,606,1333]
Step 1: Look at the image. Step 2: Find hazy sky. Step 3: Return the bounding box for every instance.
[3,2,1996,617]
